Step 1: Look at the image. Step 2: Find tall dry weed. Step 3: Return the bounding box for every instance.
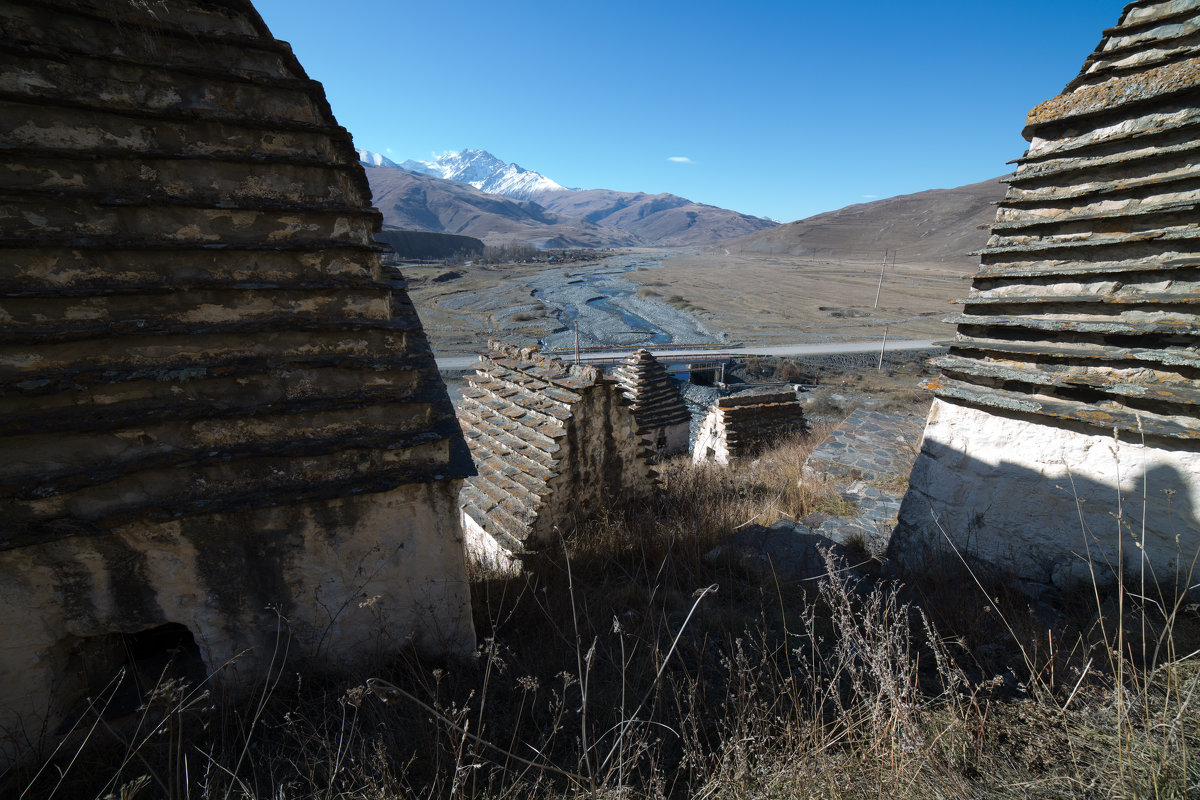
[12,429,1199,800]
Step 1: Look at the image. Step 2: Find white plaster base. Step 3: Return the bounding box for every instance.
[653,421,691,458]
[0,481,475,767]
[892,399,1200,593]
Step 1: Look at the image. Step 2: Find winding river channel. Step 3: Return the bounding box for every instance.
[527,252,718,351]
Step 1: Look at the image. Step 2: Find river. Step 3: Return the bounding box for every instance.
[527,252,720,351]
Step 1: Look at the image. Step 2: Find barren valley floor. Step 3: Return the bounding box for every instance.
[639,251,971,345]
[407,249,971,359]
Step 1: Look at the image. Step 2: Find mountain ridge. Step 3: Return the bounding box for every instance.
[533,187,773,246]
[400,149,568,201]
[364,167,644,248]
[358,148,777,247]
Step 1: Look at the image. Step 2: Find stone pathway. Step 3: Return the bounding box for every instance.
[805,409,924,480]
[801,409,926,554]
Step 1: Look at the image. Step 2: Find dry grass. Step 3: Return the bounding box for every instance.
[733,355,936,419]
[11,431,1199,800]
[664,295,704,313]
[636,252,970,346]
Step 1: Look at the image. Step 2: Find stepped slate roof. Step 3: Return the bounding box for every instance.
[458,342,654,554]
[0,1,483,763]
[612,349,691,432]
[0,0,473,538]
[930,0,1200,441]
[694,391,806,465]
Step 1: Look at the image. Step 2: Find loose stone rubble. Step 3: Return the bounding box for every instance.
[612,349,691,458]
[803,409,925,554]
[892,0,1200,594]
[692,391,806,466]
[805,409,924,482]
[0,0,475,763]
[457,342,655,570]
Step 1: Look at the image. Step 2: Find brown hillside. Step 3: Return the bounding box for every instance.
[365,168,644,248]
[534,187,777,246]
[715,176,1009,268]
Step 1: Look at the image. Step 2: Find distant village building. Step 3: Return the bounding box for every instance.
[457,343,655,570]
[0,0,475,763]
[693,392,806,466]
[612,349,692,458]
[892,0,1200,594]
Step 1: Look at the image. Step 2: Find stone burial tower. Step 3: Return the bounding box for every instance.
[612,349,692,458]
[456,343,655,571]
[892,0,1200,595]
[0,0,476,760]
[692,391,806,466]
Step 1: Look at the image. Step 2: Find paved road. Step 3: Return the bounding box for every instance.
[435,338,939,371]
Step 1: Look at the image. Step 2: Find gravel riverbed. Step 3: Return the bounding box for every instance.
[528,259,724,350]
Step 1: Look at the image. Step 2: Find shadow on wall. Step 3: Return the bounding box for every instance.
[888,405,1199,599]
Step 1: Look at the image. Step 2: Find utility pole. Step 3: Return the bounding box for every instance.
[874,249,888,309]
[574,320,580,364]
[877,325,889,370]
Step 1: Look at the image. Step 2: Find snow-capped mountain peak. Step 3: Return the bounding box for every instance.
[356,149,399,168]
[397,149,565,201]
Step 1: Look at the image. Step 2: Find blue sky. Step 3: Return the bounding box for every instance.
[252,1,1121,223]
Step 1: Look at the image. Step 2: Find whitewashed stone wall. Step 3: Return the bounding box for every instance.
[656,422,692,459]
[693,406,732,466]
[692,392,806,467]
[892,1,1200,596]
[893,400,1200,592]
[0,482,473,766]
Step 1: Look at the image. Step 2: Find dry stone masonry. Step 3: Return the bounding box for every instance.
[458,342,655,569]
[692,391,806,466]
[892,0,1200,594]
[612,349,691,458]
[0,0,475,762]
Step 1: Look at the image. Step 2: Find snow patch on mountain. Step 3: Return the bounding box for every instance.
[356,149,399,168]
[399,149,565,201]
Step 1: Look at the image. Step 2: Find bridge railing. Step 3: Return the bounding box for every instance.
[543,342,736,357]
[574,353,733,374]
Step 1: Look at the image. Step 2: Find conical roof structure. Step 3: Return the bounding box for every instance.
[0,0,475,761]
[457,342,655,565]
[929,1,1200,439]
[0,0,472,525]
[612,349,691,456]
[894,0,1200,594]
